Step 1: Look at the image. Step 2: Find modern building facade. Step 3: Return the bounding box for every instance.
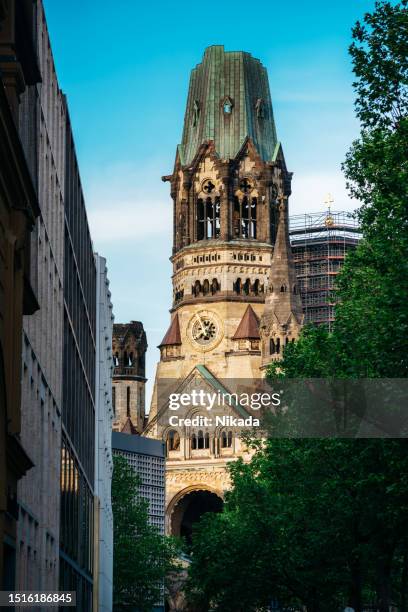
[112,322,147,434]
[112,432,166,612]
[0,0,41,589]
[289,210,361,328]
[16,0,66,595]
[112,432,165,534]
[144,46,302,539]
[94,255,114,612]
[0,1,114,604]
[59,102,97,609]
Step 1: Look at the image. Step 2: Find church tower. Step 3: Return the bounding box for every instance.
[112,321,147,433]
[260,195,303,366]
[145,46,300,538]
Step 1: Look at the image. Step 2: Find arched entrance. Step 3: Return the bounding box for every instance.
[169,487,223,546]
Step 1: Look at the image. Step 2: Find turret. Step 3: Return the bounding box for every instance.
[260,195,303,366]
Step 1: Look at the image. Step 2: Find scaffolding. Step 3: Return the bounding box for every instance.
[289,210,362,330]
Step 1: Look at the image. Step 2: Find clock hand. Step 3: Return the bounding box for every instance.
[195,313,206,336]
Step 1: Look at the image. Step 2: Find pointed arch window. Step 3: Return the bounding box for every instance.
[233,196,257,238]
[197,197,220,240]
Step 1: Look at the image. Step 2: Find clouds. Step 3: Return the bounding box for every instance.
[290,170,357,215]
[85,159,173,245]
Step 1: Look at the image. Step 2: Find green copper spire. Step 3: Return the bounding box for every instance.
[179,45,278,165]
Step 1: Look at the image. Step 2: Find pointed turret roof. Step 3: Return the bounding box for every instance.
[232,305,260,340]
[264,198,303,325]
[121,417,138,435]
[158,314,182,347]
[179,45,278,165]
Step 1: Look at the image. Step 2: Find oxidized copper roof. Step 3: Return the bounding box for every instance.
[232,305,260,340]
[179,45,278,165]
[159,314,182,347]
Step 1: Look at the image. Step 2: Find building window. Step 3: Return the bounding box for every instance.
[221,431,232,448]
[223,96,233,114]
[112,387,116,415]
[126,386,130,417]
[167,430,180,453]
[197,197,221,240]
[233,197,257,238]
[192,100,200,127]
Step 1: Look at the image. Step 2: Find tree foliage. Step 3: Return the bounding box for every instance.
[112,455,180,612]
[187,2,408,611]
[187,439,408,612]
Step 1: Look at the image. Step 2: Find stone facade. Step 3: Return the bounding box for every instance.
[0,0,41,588]
[112,322,147,434]
[17,1,65,594]
[145,46,302,539]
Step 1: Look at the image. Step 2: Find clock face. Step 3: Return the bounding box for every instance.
[188,311,222,351]
[192,317,217,344]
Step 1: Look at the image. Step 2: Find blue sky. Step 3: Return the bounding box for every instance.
[43,0,374,402]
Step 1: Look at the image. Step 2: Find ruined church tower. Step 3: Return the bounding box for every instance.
[145,46,301,538]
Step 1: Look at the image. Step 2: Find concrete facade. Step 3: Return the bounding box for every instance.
[17,1,66,593]
[0,0,41,589]
[94,255,114,612]
[112,433,165,533]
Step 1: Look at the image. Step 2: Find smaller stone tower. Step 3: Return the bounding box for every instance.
[260,195,303,366]
[112,322,147,433]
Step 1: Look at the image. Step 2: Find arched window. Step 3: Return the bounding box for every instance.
[280,285,287,293]
[167,430,180,452]
[197,196,220,240]
[276,338,281,354]
[191,433,197,450]
[211,278,219,295]
[270,338,276,354]
[114,352,119,366]
[234,278,242,295]
[203,279,210,295]
[233,197,257,239]
[243,279,250,295]
[194,280,201,297]
[129,352,134,366]
[126,386,130,417]
[204,432,210,449]
[198,430,204,450]
[227,431,233,448]
[123,351,128,365]
[197,198,205,240]
[253,279,260,295]
[221,431,227,448]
